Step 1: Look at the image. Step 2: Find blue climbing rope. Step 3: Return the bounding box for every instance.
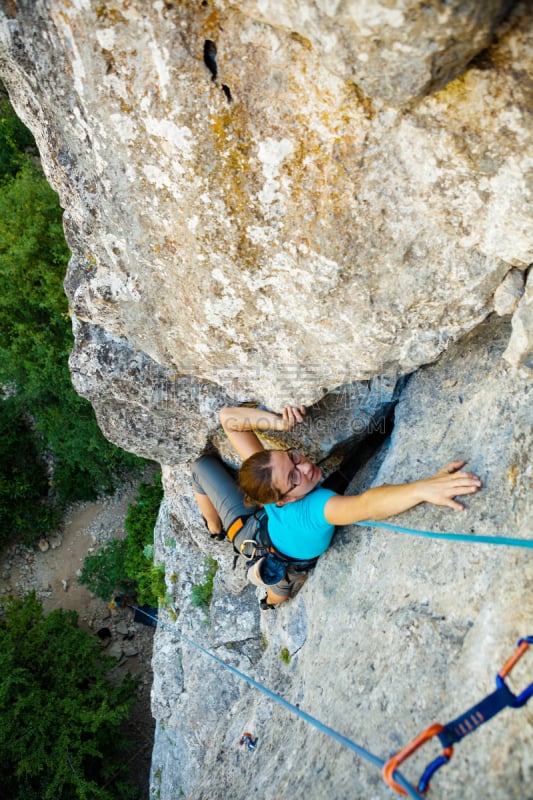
[355,520,533,549]
[131,604,424,799]
[128,524,529,796]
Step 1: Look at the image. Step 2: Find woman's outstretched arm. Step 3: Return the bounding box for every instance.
[324,460,482,525]
[219,405,306,460]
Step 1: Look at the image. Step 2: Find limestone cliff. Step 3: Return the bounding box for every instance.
[1,0,531,456]
[154,315,532,800]
[0,2,531,799]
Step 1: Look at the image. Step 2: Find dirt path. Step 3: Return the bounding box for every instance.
[38,502,104,622]
[0,468,158,799]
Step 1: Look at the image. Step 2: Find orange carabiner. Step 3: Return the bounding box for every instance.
[496,637,533,706]
[498,638,530,679]
[382,724,453,795]
[384,638,533,795]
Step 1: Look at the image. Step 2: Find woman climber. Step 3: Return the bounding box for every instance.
[191,405,482,609]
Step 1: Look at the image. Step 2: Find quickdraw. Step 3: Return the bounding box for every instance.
[239,732,258,751]
[383,636,533,795]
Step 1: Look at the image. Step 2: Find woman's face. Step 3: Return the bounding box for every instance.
[269,449,322,504]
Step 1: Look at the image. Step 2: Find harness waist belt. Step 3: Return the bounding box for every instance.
[227,517,245,542]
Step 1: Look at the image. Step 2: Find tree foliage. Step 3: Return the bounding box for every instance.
[77,538,137,603]
[79,473,165,606]
[124,474,165,606]
[0,88,144,544]
[0,398,57,546]
[0,90,37,180]
[0,593,139,800]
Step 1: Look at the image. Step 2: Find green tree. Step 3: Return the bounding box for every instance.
[124,473,165,606]
[0,89,37,181]
[0,91,144,543]
[0,161,143,503]
[0,398,57,547]
[79,474,165,606]
[0,593,139,800]
[77,538,137,602]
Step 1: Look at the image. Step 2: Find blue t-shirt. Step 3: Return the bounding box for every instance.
[264,486,337,560]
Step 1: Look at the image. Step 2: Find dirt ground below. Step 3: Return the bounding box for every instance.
[0,468,159,800]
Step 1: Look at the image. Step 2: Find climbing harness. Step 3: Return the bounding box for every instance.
[383,636,533,795]
[246,511,318,568]
[229,511,320,587]
[238,732,258,751]
[227,515,249,543]
[131,604,424,799]
[355,520,533,550]
[236,512,319,570]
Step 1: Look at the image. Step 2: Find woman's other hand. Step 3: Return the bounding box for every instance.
[417,460,483,511]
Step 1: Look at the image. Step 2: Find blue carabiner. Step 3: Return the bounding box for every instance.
[384,636,533,795]
[496,636,533,707]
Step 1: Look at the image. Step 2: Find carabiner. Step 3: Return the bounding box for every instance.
[239,539,258,559]
[496,636,533,707]
[384,636,533,795]
[382,724,453,795]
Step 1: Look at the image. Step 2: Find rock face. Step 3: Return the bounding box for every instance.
[503,268,533,369]
[0,2,532,800]
[235,0,515,105]
[0,1,532,444]
[153,315,532,800]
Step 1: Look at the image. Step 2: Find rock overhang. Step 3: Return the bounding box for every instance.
[0,1,531,424]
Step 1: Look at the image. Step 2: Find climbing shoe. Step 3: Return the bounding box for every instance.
[259,598,276,611]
